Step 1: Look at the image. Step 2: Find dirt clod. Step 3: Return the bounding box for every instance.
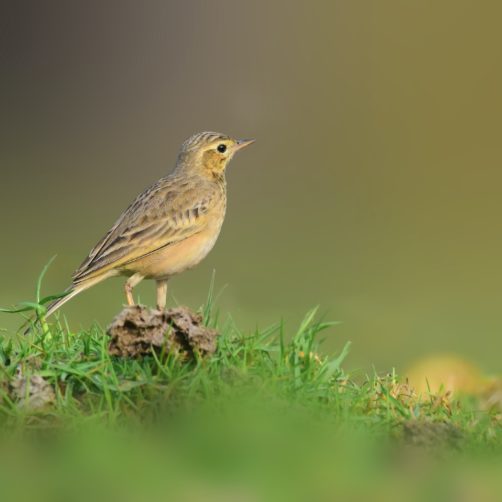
[401,419,463,449]
[107,305,219,359]
[10,367,55,410]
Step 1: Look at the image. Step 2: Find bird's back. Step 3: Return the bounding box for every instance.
[72,172,226,284]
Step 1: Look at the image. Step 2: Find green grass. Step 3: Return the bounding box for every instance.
[1,278,502,500]
[0,267,500,456]
[0,292,499,448]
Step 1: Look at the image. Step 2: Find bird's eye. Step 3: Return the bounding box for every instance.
[217,144,227,153]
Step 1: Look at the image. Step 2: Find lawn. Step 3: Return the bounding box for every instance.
[1,277,501,500]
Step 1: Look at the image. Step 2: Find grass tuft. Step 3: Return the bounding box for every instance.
[0,275,500,456]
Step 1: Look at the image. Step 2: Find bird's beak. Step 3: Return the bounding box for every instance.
[234,138,255,151]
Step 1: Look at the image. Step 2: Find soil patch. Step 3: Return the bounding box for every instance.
[107,305,219,359]
[10,368,55,410]
[400,419,463,449]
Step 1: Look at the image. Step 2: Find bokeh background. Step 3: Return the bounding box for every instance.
[1,0,501,372]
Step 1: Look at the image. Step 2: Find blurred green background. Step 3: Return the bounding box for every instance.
[1,1,501,372]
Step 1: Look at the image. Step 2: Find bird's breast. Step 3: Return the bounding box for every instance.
[123,209,225,279]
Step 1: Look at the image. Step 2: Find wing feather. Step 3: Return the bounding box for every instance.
[72,175,218,283]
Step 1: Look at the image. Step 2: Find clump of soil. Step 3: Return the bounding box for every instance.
[400,419,463,449]
[10,367,55,410]
[107,305,219,359]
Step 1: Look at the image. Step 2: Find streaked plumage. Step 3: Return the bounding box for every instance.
[45,131,254,318]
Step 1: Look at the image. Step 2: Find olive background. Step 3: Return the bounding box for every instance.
[1,1,501,372]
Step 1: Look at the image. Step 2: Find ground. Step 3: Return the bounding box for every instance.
[1,281,502,500]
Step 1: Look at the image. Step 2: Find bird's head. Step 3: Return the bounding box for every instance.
[176,131,255,178]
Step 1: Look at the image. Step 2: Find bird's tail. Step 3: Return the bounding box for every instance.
[46,272,116,319]
[45,286,84,319]
[24,272,115,334]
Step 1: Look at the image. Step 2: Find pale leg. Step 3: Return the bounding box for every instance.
[124,273,144,306]
[156,279,168,310]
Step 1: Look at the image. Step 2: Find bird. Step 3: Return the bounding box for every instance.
[44,131,254,319]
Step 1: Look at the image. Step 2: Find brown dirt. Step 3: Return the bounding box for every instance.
[10,367,55,410]
[107,305,219,359]
[400,419,463,449]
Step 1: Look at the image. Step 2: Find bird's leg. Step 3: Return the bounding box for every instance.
[156,279,168,311]
[124,273,144,306]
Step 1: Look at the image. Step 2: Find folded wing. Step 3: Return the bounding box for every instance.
[72,176,216,283]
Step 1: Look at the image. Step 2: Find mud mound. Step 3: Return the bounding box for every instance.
[107,305,219,359]
[10,368,55,410]
[401,419,463,449]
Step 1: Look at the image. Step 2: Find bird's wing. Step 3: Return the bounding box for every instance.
[72,176,218,283]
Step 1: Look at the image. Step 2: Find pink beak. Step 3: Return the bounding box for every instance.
[234,138,256,151]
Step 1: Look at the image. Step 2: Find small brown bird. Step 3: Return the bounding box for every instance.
[46,131,254,318]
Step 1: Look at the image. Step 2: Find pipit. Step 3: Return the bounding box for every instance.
[46,131,254,318]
